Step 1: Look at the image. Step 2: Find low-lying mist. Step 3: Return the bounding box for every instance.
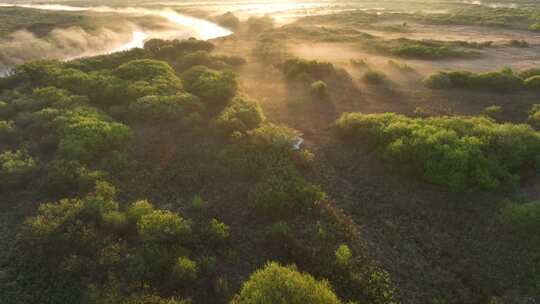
[0,26,140,72]
[0,3,233,74]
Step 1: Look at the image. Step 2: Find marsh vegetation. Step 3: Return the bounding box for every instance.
[1,1,540,304]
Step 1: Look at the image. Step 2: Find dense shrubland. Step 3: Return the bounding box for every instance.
[0,38,397,304]
[332,112,540,190]
[363,37,486,59]
[231,262,342,304]
[4,182,229,303]
[279,58,360,101]
[423,67,540,93]
[418,6,540,31]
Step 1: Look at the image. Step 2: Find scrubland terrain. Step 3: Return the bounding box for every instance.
[0,1,540,304]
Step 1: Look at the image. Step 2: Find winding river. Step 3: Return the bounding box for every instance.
[0,3,233,74]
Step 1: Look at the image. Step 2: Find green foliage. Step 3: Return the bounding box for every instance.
[207,218,230,243]
[311,80,328,99]
[417,5,536,29]
[7,178,228,303]
[144,38,214,60]
[172,256,198,283]
[191,195,208,211]
[332,112,540,190]
[268,221,292,240]
[214,96,266,135]
[362,70,387,85]
[0,149,38,188]
[231,262,342,304]
[137,210,192,244]
[54,107,132,161]
[127,200,155,223]
[481,105,502,120]
[44,159,103,195]
[249,166,326,218]
[246,124,302,153]
[423,72,453,89]
[175,50,245,71]
[114,59,183,101]
[364,38,483,59]
[335,245,352,269]
[425,68,525,93]
[128,93,205,121]
[528,104,540,130]
[282,58,335,81]
[182,66,238,105]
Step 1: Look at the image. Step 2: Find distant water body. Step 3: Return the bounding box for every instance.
[0,3,233,75]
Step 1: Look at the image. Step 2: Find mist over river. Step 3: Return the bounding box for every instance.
[0,3,233,74]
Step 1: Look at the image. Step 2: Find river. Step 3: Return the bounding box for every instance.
[0,3,233,75]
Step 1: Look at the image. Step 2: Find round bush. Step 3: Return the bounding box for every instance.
[362,70,387,85]
[423,72,453,89]
[231,262,341,304]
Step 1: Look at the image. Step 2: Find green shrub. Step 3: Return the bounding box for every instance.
[282,58,335,81]
[335,244,353,269]
[528,104,540,130]
[365,38,482,59]
[172,257,198,283]
[481,105,502,120]
[207,218,230,244]
[425,68,524,93]
[268,221,292,240]
[137,210,192,244]
[362,70,387,85]
[0,149,38,188]
[423,72,453,89]
[128,93,205,121]
[332,112,540,190]
[181,66,238,105]
[54,107,132,162]
[144,38,214,59]
[44,160,103,195]
[127,200,155,223]
[310,80,328,99]
[245,124,302,153]
[249,166,326,218]
[114,59,183,101]
[231,262,342,304]
[213,96,266,135]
